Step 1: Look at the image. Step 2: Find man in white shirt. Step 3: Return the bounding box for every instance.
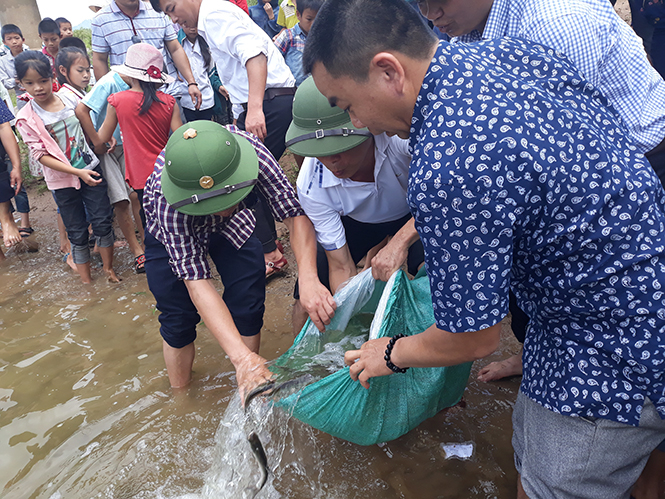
[150,0,296,161]
[151,0,299,276]
[286,77,424,333]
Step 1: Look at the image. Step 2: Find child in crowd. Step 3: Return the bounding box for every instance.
[97,43,182,226]
[38,18,62,92]
[75,68,147,273]
[15,51,118,283]
[0,99,24,259]
[179,27,216,122]
[59,36,97,87]
[55,47,91,98]
[59,37,87,52]
[55,18,73,39]
[0,24,28,109]
[274,0,322,86]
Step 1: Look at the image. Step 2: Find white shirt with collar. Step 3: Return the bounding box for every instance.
[180,37,215,111]
[296,133,412,251]
[197,0,295,106]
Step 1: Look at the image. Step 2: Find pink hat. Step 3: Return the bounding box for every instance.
[111,43,175,85]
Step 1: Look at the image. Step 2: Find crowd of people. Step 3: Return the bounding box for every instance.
[0,0,664,497]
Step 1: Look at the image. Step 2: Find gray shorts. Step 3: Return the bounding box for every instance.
[99,145,131,205]
[512,391,665,499]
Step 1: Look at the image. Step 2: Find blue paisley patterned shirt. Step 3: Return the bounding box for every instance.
[409,39,665,425]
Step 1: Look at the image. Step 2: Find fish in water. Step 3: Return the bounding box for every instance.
[245,431,268,498]
[243,374,315,409]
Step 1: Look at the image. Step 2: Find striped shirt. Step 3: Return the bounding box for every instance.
[143,125,304,280]
[451,0,665,153]
[91,1,177,80]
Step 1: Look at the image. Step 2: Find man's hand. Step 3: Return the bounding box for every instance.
[371,237,409,281]
[188,84,202,110]
[234,350,274,406]
[300,280,337,331]
[10,167,22,194]
[245,107,267,141]
[344,337,394,389]
[78,169,102,187]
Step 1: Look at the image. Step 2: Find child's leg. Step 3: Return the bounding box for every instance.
[14,185,32,231]
[130,190,144,244]
[0,170,20,251]
[0,200,21,251]
[51,191,71,253]
[81,171,120,283]
[53,187,93,283]
[99,151,143,261]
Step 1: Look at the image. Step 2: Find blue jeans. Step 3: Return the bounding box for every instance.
[10,185,30,214]
[144,230,265,348]
[52,167,114,264]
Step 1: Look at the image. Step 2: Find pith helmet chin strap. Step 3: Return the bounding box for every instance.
[285,127,373,148]
[170,179,258,209]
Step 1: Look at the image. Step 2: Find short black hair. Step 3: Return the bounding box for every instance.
[38,18,60,36]
[55,17,71,27]
[149,0,162,12]
[55,47,89,85]
[297,0,324,14]
[15,50,52,80]
[59,36,87,51]
[1,24,23,41]
[302,0,437,81]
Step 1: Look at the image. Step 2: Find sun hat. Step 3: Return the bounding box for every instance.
[110,43,175,85]
[161,121,259,216]
[89,1,109,12]
[285,76,372,157]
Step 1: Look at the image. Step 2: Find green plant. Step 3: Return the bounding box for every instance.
[73,28,92,52]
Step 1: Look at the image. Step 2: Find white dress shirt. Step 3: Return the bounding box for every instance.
[197,0,295,105]
[297,133,412,251]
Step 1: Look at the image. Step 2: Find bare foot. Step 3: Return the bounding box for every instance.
[65,253,77,272]
[105,268,122,283]
[2,223,21,248]
[477,353,523,382]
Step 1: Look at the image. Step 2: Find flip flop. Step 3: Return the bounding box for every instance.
[135,254,146,274]
[18,227,34,238]
[265,256,288,278]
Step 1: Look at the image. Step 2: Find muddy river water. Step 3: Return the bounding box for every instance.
[1,217,521,498]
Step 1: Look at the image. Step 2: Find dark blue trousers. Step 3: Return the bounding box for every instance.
[144,230,266,349]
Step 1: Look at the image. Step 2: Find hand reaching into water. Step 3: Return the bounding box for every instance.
[235,351,273,407]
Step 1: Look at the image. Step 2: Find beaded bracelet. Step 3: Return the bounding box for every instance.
[384,333,408,374]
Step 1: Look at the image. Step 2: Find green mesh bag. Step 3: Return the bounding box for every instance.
[271,268,472,446]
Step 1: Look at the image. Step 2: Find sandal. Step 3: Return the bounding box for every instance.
[19,227,34,238]
[135,254,146,274]
[265,256,288,278]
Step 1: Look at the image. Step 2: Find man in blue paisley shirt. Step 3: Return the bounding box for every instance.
[303,0,665,497]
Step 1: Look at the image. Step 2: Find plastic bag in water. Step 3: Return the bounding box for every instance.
[270,268,472,446]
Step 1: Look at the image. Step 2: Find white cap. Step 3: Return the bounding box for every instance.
[89,0,109,12]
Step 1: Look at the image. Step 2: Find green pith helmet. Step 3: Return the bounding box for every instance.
[161,121,259,216]
[285,76,372,157]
